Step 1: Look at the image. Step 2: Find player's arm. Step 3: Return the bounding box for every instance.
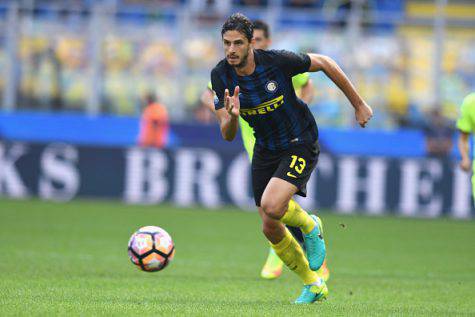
[458,131,471,172]
[211,69,241,141]
[215,86,241,141]
[307,53,372,128]
[200,88,216,114]
[299,79,314,104]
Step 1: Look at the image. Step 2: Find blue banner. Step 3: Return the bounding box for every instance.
[0,141,472,218]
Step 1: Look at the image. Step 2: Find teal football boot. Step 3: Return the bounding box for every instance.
[294,277,328,304]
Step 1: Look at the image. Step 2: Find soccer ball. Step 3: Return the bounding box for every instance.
[128,226,175,272]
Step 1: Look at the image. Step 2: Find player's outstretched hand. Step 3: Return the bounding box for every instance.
[355,102,373,128]
[460,158,471,173]
[224,86,240,118]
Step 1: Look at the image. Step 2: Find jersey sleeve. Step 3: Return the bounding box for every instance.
[273,50,311,78]
[457,94,475,133]
[211,69,225,110]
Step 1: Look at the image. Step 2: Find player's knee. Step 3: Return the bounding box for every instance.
[261,198,286,220]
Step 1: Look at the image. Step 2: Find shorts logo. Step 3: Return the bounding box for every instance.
[265,81,278,93]
[286,172,297,179]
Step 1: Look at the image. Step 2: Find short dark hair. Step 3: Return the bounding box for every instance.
[252,20,270,39]
[144,92,157,105]
[221,13,253,42]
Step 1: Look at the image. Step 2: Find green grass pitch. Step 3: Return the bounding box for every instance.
[0,199,474,316]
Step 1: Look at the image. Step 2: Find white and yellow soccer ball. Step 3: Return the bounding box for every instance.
[128,226,175,272]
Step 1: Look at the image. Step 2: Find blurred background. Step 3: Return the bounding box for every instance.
[0,0,474,218]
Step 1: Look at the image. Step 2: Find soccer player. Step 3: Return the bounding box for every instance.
[457,92,475,198]
[211,13,372,304]
[202,19,330,281]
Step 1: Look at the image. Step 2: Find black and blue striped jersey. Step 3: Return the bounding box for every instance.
[211,49,318,151]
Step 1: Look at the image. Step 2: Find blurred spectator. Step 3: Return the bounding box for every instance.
[47,46,64,111]
[387,79,410,127]
[333,0,352,28]
[138,92,169,148]
[391,103,425,129]
[193,103,215,124]
[423,108,454,158]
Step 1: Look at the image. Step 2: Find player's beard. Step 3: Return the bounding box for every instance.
[235,48,250,69]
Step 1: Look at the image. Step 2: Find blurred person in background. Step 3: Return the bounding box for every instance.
[457,92,475,199]
[138,92,169,148]
[199,19,327,282]
[423,108,454,158]
[45,46,64,111]
[194,98,216,123]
